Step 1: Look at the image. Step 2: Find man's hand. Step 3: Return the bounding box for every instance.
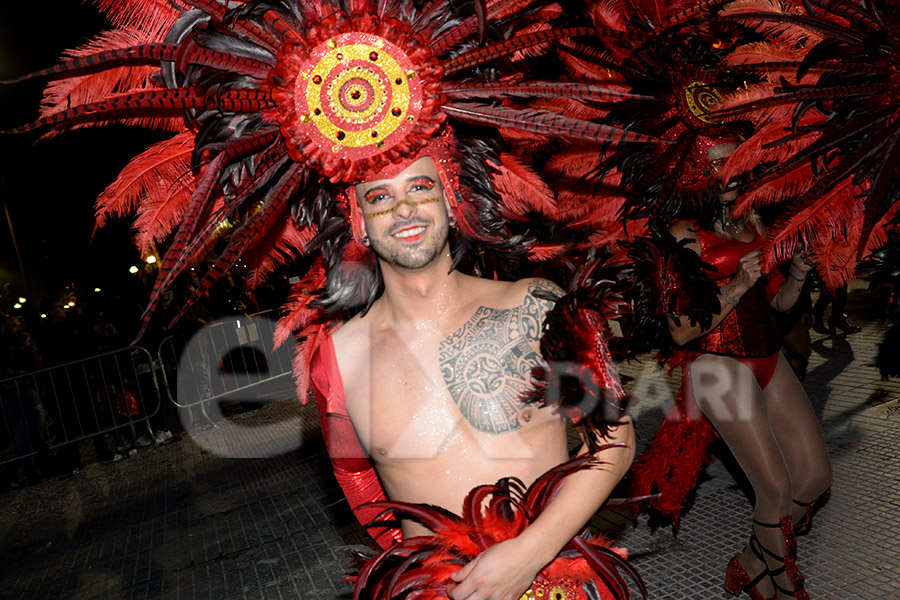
[448,537,545,600]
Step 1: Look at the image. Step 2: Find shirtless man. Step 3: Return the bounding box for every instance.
[322,155,635,600]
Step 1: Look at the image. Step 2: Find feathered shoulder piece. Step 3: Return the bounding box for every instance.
[522,248,633,449]
[621,220,720,360]
[352,455,647,600]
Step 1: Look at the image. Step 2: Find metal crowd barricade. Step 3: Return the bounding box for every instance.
[156,310,296,428]
[0,347,160,468]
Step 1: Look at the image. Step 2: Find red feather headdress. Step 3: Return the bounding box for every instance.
[709,0,900,288]
[548,0,753,234]
[2,0,667,348]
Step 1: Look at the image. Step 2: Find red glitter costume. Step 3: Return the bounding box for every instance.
[630,224,788,524]
[687,229,784,389]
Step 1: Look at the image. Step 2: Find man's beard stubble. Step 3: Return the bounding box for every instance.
[369,218,450,270]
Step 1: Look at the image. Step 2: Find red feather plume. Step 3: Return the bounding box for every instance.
[629,376,717,528]
[709,0,900,285]
[274,260,330,397]
[488,153,555,218]
[353,456,645,600]
[93,0,186,32]
[243,221,317,290]
[94,130,195,234]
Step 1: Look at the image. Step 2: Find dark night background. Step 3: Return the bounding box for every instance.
[0,4,165,320]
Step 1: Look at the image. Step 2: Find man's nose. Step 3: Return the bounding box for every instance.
[392,198,418,219]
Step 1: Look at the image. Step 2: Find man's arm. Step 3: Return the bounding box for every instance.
[309,334,402,549]
[449,419,635,600]
[446,276,635,599]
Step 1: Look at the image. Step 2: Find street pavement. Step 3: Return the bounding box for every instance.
[1,280,897,599]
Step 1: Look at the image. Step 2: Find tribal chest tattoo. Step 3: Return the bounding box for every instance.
[438,281,556,434]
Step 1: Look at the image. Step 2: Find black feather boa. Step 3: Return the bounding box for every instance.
[622,220,721,359]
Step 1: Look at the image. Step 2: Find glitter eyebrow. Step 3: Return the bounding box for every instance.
[363,185,391,203]
[406,176,435,188]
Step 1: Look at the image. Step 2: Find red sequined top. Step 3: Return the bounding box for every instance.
[686,229,783,358]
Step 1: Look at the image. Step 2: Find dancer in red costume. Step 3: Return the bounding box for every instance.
[658,2,900,594]
[665,142,831,600]
[560,1,836,597]
[628,141,831,600]
[712,5,900,592]
[568,0,830,598]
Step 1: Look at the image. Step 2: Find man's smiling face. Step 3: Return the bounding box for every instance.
[355,156,451,270]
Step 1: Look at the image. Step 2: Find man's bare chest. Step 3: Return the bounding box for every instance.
[349,298,548,452]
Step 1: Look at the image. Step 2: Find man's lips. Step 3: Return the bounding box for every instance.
[391,224,428,240]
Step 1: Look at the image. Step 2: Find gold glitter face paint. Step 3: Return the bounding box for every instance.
[363,196,441,219]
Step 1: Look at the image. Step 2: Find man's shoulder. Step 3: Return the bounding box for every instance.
[469,276,563,307]
[505,277,564,312]
[331,314,366,348]
[520,277,564,301]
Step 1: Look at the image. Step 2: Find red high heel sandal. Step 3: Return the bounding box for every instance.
[792,498,816,536]
[753,517,810,600]
[724,535,775,600]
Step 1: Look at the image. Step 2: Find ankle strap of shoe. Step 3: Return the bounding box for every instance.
[772,579,799,597]
[750,521,790,565]
[752,519,782,528]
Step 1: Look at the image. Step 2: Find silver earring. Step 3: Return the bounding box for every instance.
[362,236,370,246]
[449,215,457,227]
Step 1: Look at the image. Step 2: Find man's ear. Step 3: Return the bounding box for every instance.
[440,179,455,214]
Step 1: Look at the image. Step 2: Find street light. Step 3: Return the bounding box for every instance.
[129,266,139,274]
[18,297,26,303]
[146,255,157,264]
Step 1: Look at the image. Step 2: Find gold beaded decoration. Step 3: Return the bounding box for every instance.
[685,81,725,124]
[362,196,441,219]
[298,32,415,157]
